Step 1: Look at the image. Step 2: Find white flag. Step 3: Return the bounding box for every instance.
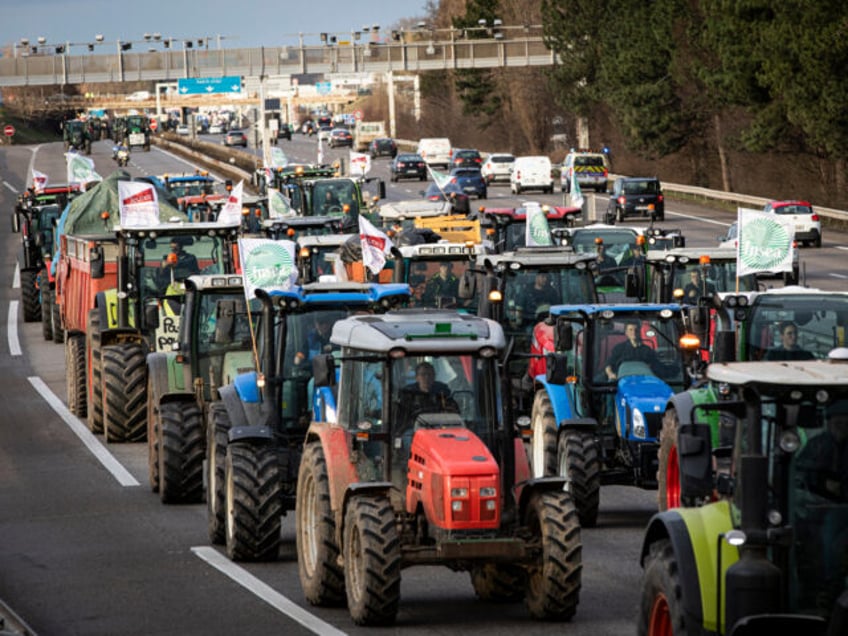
[736,207,795,276]
[349,151,371,176]
[268,188,295,218]
[569,169,584,210]
[429,166,454,190]
[525,202,553,247]
[32,169,48,191]
[66,152,102,189]
[359,215,393,275]
[238,238,298,300]
[217,180,244,224]
[118,181,160,227]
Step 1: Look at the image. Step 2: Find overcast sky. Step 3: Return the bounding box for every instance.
[2,0,429,52]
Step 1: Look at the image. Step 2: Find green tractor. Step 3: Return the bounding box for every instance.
[125,114,151,151]
[639,352,848,635]
[63,119,92,154]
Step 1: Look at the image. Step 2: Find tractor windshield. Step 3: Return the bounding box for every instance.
[134,233,228,301]
[503,266,597,332]
[312,180,360,217]
[672,260,757,297]
[406,258,477,312]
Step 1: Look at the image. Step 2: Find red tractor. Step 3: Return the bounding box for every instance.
[297,310,583,626]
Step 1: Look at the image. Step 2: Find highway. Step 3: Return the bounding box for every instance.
[0,134,845,635]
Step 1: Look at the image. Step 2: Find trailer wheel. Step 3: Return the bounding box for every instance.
[470,564,526,602]
[657,409,682,511]
[343,495,401,626]
[524,490,582,621]
[21,270,41,322]
[159,401,204,504]
[530,390,558,478]
[86,309,104,434]
[102,343,147,443]
[637,539,686,636]
[224,441,282,561]
[557,430,601,527]
[147,380,159,492]
[296,442,345,606]
[65,333,87,417]
[51,296,64,343]
[41,286,53,341]
[206,402,230,544]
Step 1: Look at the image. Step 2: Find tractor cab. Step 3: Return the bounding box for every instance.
[477,203,582,252]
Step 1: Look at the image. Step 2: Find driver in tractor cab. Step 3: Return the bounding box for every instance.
[400,361,458,414]
[320,188,340,215]
[157,238,200,292]
[604,320,663,381]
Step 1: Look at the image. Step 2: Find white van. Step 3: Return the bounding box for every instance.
[510,156,554,194]
[416,137,452,169]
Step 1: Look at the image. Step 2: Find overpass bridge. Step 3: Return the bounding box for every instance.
[0,32,558,88]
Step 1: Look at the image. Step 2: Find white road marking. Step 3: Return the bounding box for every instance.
[27,376,140,487]
[13,261,20,289]
[3,181,17,193]
[830,273,848,279]
[8,301,21,356]
[191,546,347,636]
[835,246,848,251]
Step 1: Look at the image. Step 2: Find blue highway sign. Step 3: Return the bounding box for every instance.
[178,76,242,95]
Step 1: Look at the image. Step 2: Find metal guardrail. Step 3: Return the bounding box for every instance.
[0,37,557,87]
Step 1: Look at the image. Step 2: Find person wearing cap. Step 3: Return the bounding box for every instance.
[764,321,815,361]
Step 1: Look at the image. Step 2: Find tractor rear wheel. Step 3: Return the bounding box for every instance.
[102,343,147,443]
[470,563,526,602]
[159,402,204,504]
[657,409,681,512]
[51,296,64,343]
[206,402,230,544]
[530,390,558,478]
[147,379,159,492]
[637,539,686,636]
[41,287,53,341]
[524,490,582,621]
[296,442,345,606]
[65,333,87,417]
[20,270,40,322]
[557,430,601,527]
[343,495,401,626]
[224,441,282,561]
[86,309,103,434]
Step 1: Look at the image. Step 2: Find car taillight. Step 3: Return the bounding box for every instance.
[418,162,425,167]
[603,168,608,177]
[618,195,626,205]
[811,213,819,221]
[657,194,664,202]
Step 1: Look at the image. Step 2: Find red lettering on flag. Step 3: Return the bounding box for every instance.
[123,188,155,206]
[363,235,385,250]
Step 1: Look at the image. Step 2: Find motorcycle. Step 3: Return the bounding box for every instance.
[113,145,130,167]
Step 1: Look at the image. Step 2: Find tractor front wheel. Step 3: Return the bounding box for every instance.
[296,442,345,606]
[86,309,103,434]
[206,402,230,544]
[637,539,686,636]
[41,286,53,341]
[102,343,147,442]
[224,441,282,561]
[65,333,87,417]
[524,490,582,620]
[530,390,558,478]
[159,402,204,504]
[147,379,159,492]
[343,495,401,626]
[557,430,601,527]
[51,296,63,344]
[20,270,40,322]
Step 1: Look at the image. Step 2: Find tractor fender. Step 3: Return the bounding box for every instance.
[338,481,394,552]
[148,352,193,407]
[228,424,274,444]
[516,476,568,520]
[218,383,249,429]
[535,376,578,425]
[233,372,261,403]
[146,352,171,408]
[640,502,737,634]
[313,385,337,424]
[666,390,697,428]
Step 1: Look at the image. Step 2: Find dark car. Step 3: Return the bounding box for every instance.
[450,148,482,169]
[328,128,353,148]
[422,181,471,213]
[223,131,248,148]
[369,137,398,158]
[390,153,427,182]
[449,167,487,199]
[605,177,664,223]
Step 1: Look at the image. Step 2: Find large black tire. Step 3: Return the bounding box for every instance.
[20,269,41,322]
[65,334,87,417]
[343,495,401,626]
[530,390,558,478]
[147,378,159,493]
[470,564,527,602]
[224,441,282,561]
[51,296,64,344]
[86,309,103,434]
[296,442,345,606]
[158,402,204,504]
[524,491,582,621]
[657,408,681,512]
[41,286,53,341]
[206,402,230,544]
[102,343,148,443]
[637,539,686,636]
[557,430,601,528]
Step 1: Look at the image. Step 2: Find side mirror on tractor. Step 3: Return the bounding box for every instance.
[553,319,573,352]
[90,245,105,279]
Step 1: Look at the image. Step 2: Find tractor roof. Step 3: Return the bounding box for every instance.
[482,248,596,269]
[645,247,739,264]
[397,242,486,258]
[707,352,848,390]
[550,303,682,317]
[331,310,505,355]
[266,282,409,309]
[115,220,241,235]
[184,274,244,292]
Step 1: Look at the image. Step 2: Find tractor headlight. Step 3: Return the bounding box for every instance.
[480,487,496,497]
[450,487,468,498]
[632,408,646,439]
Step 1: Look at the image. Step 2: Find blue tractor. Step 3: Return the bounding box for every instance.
[527,303,699,526]
[205,281,409,561]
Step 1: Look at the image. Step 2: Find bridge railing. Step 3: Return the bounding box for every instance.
[0,37,557,87]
